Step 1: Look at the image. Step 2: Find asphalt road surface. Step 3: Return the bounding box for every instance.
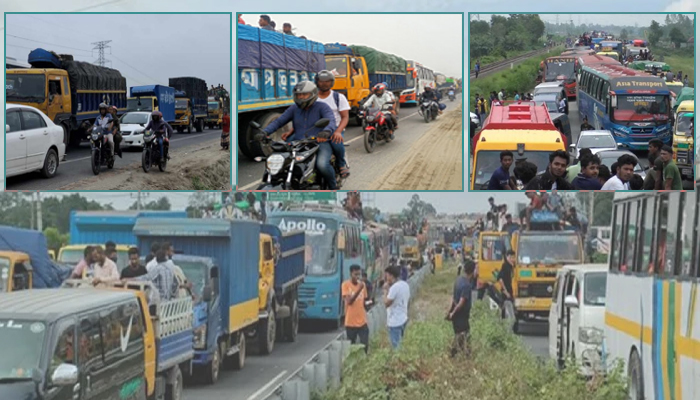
[183,325,342,400]
[5,129,222,190]
[236,98,463,190]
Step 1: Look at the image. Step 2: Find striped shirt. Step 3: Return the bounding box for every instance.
[138,261,179,301]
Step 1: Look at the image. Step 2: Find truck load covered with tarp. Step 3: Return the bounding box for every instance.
[0,226,71,288]
[169,77,208,101]
[27,48,126,93]
[347,45,407,92]
[237,23,325,72]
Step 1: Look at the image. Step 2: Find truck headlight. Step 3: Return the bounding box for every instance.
[266,154,285,175]
[579,327,604,345]
[678,157,687,164]
[193,325,207,349]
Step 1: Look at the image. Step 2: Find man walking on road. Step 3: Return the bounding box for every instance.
[383,265,410,349]
[342,265,369,354]
[447,260,475,358]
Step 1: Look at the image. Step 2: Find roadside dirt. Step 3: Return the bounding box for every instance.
[59,141,232,190]
[368,106,463,190]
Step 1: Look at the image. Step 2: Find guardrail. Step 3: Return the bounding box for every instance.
[469,48,552,79]
[260,261,431,400]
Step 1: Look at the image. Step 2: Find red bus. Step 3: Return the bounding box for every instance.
[543,56,578,99]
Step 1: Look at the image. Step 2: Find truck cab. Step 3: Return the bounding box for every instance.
[323,46,371,122]
[673,100,694,180]
[127,85,175,123]
[401,236,421,268]
[0,251,34,292]
[476,231,511,292]
[207,96,223,129]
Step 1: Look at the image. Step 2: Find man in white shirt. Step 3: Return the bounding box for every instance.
[88,246,120,285]
[315,70,351,178]
[383,265,411,349]
[601,154,637,190]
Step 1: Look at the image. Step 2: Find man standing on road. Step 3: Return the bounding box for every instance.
[447,260,475,358]
[601,154,636,190]
[644,139,664,190]
[659,145,683,190]
[383,265,410,350]
[474,60,480,79]
[495,250,516,319]
[342,265,369,354]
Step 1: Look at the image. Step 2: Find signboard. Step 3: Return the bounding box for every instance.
[253,192,337,202]
[546,57,575,63]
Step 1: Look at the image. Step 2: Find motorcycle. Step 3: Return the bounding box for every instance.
[141,129,168,173]
[89,125,115,175]
[362,103,395,153]
[250,119,343,190]
[448,90,455,101]
[418,98,438,123]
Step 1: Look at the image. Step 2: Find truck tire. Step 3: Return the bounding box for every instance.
[59,122,70,149]
[258,308,276,355]
[201,342,223,384]
[249,112,292,158]
[233,334,246,370]
[196,119,204,133]
[165,366,183,400]
[177,126,184,133]
[69,126,83,148]
[187,119,193,134]
[628,349,644,400]
[283,298,299,342]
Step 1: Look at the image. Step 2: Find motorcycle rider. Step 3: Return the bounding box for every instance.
[261,81,339,189]
[362,83,398,139]
[144,110,173,162]
[419,86,440,115]
[93,103,115,158]
[315,70,350,179]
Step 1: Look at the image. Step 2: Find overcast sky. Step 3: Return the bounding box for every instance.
[5,14,230,90]
[475,13,694,27]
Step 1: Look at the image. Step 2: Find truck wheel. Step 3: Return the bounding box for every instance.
[177,126,184,133]
[187,120,193,134]
[165,366,183,400]
[69,128,83,148]
[202,342,222,384]
[258,309,276,355]
[233,334,246,370]
[59,122,70,148]
[283,298,299,342]
[628,349,644,400]
[196,119,204,133]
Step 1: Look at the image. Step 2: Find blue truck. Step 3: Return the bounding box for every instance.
[132,218,305,384]
[237,23,326,159]
[6,48,127,147]
[127,84,176,122]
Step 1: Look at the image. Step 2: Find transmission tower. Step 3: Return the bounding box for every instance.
[555,14,559,26]
[91,40,112,67]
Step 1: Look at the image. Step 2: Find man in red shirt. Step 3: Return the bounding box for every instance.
[237,14,245,24]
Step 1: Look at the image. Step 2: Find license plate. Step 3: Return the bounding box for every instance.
[682,168,692,175]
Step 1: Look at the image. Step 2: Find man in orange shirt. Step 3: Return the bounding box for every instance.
[342,264,369,353]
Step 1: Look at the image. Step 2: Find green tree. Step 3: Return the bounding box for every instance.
[669,27,686,48]
[129,196,171,211]
[43,227,70,253]
[186,192,215,218]
[648,20,663,47]
[619,28,629,41]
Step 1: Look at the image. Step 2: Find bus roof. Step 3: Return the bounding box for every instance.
[583,65,669,93]
[476,129,565,145]
[578,54,621,66]
[482,102,559,131]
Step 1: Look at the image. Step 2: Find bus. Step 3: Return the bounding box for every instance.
[364,222,390,285]
[543,56,578,99]
[267,204,363,328]
[577,64,673,149]
[5,56,30,69]
[599,40,623,60]
[604,188,700,400]
[400,60,435,105]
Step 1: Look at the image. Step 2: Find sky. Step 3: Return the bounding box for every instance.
[477,13,694,27]
[238,13,462,78]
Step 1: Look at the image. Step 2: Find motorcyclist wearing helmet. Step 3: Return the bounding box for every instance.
[362,83,398,139]
[94,103,115,158]
[419,86,442,115]
[144,110,174,162]
[261,80,339,189]
[315,70,350,178]
[108,106,123,158]
[381,81,400,129]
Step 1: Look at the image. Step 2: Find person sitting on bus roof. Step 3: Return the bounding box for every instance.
[524,150,574,190]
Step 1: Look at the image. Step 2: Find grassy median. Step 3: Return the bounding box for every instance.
[322,262,627,400]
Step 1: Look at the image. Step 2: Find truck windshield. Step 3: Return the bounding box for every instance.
[6,74,46,102]
[0,319,46,380]
[120,113,150,125]
[208,102,220,110]
[584,272,607,306]
[176,260,208,297]
[404,237,418,247]
[268,216,338,276]
[675,112,693,135]
[326,57,347,77]
[517,234,582,264]
[480,235,507,261]
[127,98,153,112]
[175,99,188,110]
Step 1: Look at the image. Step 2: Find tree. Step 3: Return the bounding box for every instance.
[648,20,663,47]
[187,192,215,218]
[43,227,69,253]
[129,196,171,211]
[619,28,629,41]
[669,27,686,49]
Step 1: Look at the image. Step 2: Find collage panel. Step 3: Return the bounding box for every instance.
[4,12,233,191]
[235,13,464,191]
[468,12,695,191]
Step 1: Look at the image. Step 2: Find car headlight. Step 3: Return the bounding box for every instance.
[193,325,207,349]
[579,327,604,344]
[266,154,285,175]
[612,129,627,137]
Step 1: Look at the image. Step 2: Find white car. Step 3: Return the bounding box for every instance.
[6,103,66,179]
[549,264,607,376]
[119,111,152,148]
[570,130,618,159]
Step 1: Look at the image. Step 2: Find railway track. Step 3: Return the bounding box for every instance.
[469,48,553,79]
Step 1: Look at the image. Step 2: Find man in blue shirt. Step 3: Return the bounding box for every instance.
[447,260,474,357]
[487,150,514,190]
[572,154,603,190]
[262,81,338,189]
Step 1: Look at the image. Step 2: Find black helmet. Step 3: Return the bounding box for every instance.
[293,81,318,109]
[99,102,108,111]
[151,110,162,122]
[314,70,335,87]
[424,86,432,91]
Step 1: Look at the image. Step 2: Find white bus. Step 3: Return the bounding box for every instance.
[6,56,30,69]
[400,60,435,105]
[604,187,700,400]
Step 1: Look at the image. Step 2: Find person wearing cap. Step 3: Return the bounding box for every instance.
[259,15,274,31]
[283,22,295,35]
[659,145,683,190]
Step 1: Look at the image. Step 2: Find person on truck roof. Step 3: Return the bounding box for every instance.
[259,15,274,31]
[283,22,295,36]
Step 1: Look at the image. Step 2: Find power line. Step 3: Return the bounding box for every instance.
[5,34,92,53]
[110,53,164,84]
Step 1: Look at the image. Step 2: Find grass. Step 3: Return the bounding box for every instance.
[321,262,628,400]
[649,47,694,87]
[473,49,546,69]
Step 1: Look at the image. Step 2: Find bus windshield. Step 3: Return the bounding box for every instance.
[545,62,575,81]
[407,70,416,88]
[517,234,581,264]
[268,216,338,276]
[480,235,508,261]
[675,113,693,136]
[5,74,46,103]
[613,95,670,123]
[474,150,552,188]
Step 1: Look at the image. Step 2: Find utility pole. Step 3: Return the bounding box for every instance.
[36,192,43,232]
[131,192,150,210]
[29,193,35,230]
[91,40,112,68]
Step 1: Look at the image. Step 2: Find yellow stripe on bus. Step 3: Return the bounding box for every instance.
[605,311,653,345]
[238,99,293,111]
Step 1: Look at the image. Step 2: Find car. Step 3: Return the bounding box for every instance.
[119,111,152,148]
[596,149,646,179]
[533,92,567,115]
[570,130,618,159]
[533,85,568,114]
[5,103,66,179]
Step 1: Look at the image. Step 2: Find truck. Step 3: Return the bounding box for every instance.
[207,87,231,129]
[169,77,208,133]
[0,225,72,291]
[323,43,409,125]
[127,84,176,122]
[434,72,451,96]
[6,48,127,148]
[132,218,305,384]
[237,23,326,159]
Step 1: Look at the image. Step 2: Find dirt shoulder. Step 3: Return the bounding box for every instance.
[59,140,232,190]
[368,106,463,190]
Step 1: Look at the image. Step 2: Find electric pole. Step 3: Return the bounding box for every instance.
[30,193,35,230]
[131,192,150,210]
[36,192,43,232]
[91,40,112,68]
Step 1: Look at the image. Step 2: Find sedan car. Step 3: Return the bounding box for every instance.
[596,150,646,180]
[570,130,618,158]
[6,103,66,179]
[119,111,152,148]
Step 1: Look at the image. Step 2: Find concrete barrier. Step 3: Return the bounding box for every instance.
[259,263,431,400]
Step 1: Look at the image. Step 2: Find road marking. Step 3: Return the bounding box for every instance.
[246,370,288,400]
[60,132,219,165]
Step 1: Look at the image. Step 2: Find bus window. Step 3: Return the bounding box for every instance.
[641,197,656,272]
[680,193,695,277]
[667,193,681,276]
[656,194,670,275]
[623,202,637,271]
[610,204,624,271]
[695,190,700,278]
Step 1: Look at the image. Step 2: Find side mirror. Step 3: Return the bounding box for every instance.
[202,286,213,302]
[250,121,261,129]
[564,294,579,308]
[569,143,576,150]
[6,124,10,133]
[611,96,617,108]
[314,118,330,128]
[210,266,219,279]
[51,363,78,386]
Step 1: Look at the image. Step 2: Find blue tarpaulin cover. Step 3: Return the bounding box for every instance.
[238,24,325,71]
[0,226,71,288]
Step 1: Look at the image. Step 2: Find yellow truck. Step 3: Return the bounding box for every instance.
[207,89,230,130]
[673,100,694,181]
[475,231,512,295]
[401,236,421,269]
